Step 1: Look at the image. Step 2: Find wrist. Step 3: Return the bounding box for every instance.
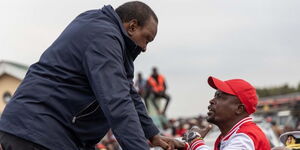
[190,137,204,144]
[189,138,206,150]
[149,134,160,143]
[186,131,201,142]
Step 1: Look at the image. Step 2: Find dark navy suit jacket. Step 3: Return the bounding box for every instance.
[0,5,159,150]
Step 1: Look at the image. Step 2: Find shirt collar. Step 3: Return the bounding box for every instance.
[222,117,253,141]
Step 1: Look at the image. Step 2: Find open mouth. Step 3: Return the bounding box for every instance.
[207,111,214,116]
[207,105,214,116]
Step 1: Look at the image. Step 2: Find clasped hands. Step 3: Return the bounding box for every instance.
[150,124,212,150]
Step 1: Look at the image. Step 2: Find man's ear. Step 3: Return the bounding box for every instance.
[235,104,246,115]
[127,19,138,36]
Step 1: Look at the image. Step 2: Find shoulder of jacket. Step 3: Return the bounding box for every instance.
[236,122,268,144]
[237,122,263,136]
[219,133,255,150]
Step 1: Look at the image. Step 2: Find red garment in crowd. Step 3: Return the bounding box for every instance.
[176,128,187,137]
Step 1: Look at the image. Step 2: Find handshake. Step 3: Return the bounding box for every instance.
[182,125,212,143]
[151,124,212,150]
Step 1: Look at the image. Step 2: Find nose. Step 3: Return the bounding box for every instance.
[209,98,216,105]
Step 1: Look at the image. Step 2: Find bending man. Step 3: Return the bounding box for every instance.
[0,1,183,150]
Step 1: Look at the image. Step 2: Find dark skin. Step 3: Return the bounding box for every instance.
[152,67,158,77]
[122,17,185,150]
[188,90,249,144]
[207,90,249,136]
[123,16,157,52]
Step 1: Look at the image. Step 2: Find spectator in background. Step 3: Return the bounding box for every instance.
[272,121,283,137]
[272,131,300,150]
[169,119,177,137]
[176,121,189,137]
[144,67,171,115]
[284,124,296,133]
[134,72,147,98]
[106,130,120,150]
[95,143,107,150]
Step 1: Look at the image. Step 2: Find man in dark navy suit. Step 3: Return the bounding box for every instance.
[0,1,184,150]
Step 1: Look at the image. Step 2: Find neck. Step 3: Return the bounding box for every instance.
[217,115,249,136]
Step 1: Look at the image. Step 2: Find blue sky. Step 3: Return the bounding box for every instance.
[1,0,300,117]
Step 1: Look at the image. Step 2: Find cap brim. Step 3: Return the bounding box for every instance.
[208,76,235,95]
[279,131,300,144]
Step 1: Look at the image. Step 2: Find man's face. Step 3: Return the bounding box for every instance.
[207,90,241,125]
[152,68,158,76]
[127,17,158,52]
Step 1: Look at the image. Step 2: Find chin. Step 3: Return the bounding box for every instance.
[206,116,214,123]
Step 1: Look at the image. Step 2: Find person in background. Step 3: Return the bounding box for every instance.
[95,143,107,150]
[271,131,300,150]
[271,121,283,137]
[176,122,189,137]
[134,72,147,98]
[144,67,171,115]
[0,1,184,150]
[182,76,271,150]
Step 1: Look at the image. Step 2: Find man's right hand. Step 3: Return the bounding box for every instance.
[190,124,212,138]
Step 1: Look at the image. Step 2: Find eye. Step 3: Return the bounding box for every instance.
[214,92,221,98]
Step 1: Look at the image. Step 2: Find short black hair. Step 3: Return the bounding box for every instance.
[116,1,158,27]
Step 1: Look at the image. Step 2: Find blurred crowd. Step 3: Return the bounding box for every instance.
[94,68,300,150]
[95,115,209,150]
[95,114,300,150]
[266,118,300,137]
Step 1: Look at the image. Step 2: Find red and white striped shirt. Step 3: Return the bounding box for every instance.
[184,117,271,150]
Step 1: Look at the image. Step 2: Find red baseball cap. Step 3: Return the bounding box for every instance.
[208,76,258,114]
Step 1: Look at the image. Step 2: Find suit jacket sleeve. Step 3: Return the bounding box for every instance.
[82,32,150,150]
[129,80,160,139]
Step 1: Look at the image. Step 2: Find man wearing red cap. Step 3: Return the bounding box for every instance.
[183,76,271,150]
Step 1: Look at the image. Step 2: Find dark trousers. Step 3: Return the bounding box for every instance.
[144,91,170,115]
[0,131,48,150]
[153,92,170,115]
